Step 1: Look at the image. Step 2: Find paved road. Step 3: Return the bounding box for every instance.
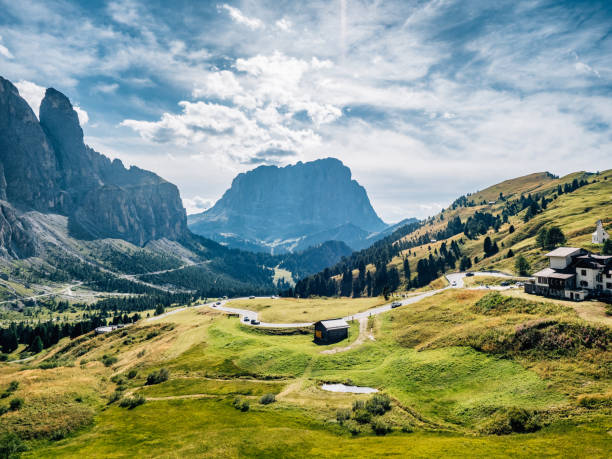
[204,271,523,329]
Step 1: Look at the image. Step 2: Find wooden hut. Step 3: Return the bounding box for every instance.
[314,318,349,344]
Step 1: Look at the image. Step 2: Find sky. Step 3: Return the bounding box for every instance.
[0,0,611,222]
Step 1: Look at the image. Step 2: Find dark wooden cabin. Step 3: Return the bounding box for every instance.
[314,318,349,344]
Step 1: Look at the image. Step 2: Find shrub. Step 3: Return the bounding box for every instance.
[336,408,351,423]
[365,393,392,415]
[578,393,612,409]
[137,349,146,358]
[127,369,138,379]
[344,420,361,435]
[0,432,27,458]
[352,400,364,411]
[108,390,122,404]
[481,408,541,435]
[102,355,118,367]
[0,406,8,416]
[7,381,18,393]
[145,368,169,385]
[353,409,371,424]
[119,394,146,409]
[233,397,250,412]
[371,418,393,435]
[9,398,23,411]
[259,393,276,405]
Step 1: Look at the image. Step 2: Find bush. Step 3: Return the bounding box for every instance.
[102,355,118,367]
[259,393,276,405]
[145,368,169,385]
[352,400,365,411]
[353,409,371,424]
[336,408,351,423]
[371,418,393,435]
[233,397,250,412]
[481,408,541,435]
[9,398,23,411]
[0,432,27,458]
[0,406,8,416]
[578,393,612,409]
[365,393,392,415]
[108,390,122,404]
[344,420,361,435]
[127,370,138,379]
[6,381,18,393]
[119,394,146,409]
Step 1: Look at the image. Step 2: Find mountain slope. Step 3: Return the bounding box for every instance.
[289,170,611,297]
[0,76,188,248]
[188,158,388,253]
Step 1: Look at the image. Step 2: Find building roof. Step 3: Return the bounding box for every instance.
[533,268,575,280]
[574,254,612,270]
[545,247,584,257]
[317,318,349,330]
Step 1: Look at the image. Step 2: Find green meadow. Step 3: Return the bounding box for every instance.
[2,290,610,458]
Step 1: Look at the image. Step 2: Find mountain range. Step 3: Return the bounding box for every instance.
[0,75,365,294]
[188,158,414,253]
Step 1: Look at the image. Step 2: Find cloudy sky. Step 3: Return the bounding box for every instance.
[0,0,610,222]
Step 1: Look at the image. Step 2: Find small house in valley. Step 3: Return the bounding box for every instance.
[314,318,349,344]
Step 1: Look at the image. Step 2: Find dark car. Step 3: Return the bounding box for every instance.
[465,272,474,277]
[250,319,260,325]
[243,316,250,322]
[500,281,510,286]
[391,301,401,308]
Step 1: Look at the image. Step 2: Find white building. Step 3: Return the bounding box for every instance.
[592,220,609,244]
[526,247,612,301]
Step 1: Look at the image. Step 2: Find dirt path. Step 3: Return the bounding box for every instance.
[320,317,375,355]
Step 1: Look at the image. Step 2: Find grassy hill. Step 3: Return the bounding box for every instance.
[0,288,610,457]
[291,169,611,297]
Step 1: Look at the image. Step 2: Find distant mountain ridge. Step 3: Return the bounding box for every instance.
[188,158,403,253]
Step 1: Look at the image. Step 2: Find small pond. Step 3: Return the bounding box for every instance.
[321,383,378,394]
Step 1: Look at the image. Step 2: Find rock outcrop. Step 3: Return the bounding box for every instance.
[188,158,387,253]
[0,76,188,252]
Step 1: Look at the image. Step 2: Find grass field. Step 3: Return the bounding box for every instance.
[229,297,387,323]
[3,288,611,458]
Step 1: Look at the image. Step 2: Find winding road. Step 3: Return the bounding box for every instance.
[206,271,519,329]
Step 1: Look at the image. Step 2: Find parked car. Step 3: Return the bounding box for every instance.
[243,316,250,322]
[216,302,221,306]
[249,296,255,299]
[250,319,260,325]
[500,281,510,286]
[451,281,457,286]
[465,272,474,277]
[391,301,401,308]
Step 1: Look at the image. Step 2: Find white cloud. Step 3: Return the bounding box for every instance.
[0,35,13,59]
[14,80,45,116]
[92,82,119,94]
[183,196,215,214]
[74,105,89,126]
[275,17,292,32]
[192,71,242,99]
[219,4,264,30]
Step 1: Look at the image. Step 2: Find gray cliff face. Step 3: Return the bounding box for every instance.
[0,77,63,211]
[0,76,188,253]
[188,158,387,253]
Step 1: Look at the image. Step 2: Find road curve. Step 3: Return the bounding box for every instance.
[206,271,522,328]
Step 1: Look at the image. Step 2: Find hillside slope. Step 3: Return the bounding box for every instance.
[290,170,611,297]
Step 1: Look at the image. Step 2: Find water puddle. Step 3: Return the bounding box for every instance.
[321,383,378,394]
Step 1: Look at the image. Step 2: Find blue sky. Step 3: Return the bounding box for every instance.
[0,0,610,222]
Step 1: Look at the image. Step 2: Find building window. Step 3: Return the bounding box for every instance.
[607,283,612,289]
[580,281,588,287]
[596,274,603,282]
[581,269,587,276]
